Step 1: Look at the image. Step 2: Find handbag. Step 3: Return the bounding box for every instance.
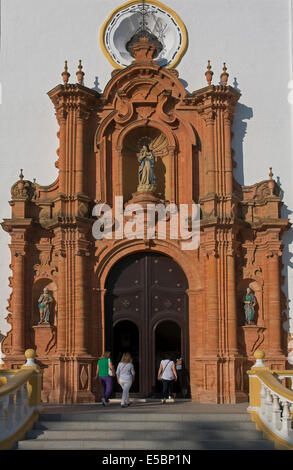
[158,360,170,381]
[108,358,115,377]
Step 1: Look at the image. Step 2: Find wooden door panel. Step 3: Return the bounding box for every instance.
[105,252,189,396]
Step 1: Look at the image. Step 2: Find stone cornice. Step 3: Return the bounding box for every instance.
[1,218,34,233]
[183,84,241,108]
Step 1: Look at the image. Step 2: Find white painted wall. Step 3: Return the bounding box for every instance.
[0,0,292,344]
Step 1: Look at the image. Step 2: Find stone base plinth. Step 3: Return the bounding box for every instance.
[126,190,162,207]
[33,324,56,357]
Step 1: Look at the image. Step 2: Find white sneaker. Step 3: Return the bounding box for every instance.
[168,396,172,400]
[101,398,106,406]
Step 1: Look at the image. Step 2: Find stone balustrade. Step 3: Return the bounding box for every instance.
[0,349,42,449]
[247,350,293,450]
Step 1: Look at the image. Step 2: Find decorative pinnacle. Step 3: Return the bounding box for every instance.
[76,59,85,85]
[205,60,214,85]
[62,60,70,85]
[268,167,275,195]
[220,62,229,86]
[19,169,24,180]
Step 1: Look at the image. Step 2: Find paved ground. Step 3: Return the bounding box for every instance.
[40,400,250,415]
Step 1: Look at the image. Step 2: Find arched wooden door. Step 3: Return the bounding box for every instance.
[105,252,189,397]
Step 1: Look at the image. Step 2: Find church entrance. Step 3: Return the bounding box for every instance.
[105,252,189,397]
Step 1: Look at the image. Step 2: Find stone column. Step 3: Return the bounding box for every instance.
[188,289,203,354]
[56,249,66,354]
[76,115,84,194]
[116,146,123,198]
[223,109,233,195]
[168,146,176,203]
[206,248,219,355]
[267,250,283,355]
[227,247,239,354]
[75,250,89,355]
[12,250,26,354]
[204,112,216,195]
[57,113,67,194]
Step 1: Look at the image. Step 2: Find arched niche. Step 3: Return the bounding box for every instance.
[32,279,57,327]
[122,126,171,202]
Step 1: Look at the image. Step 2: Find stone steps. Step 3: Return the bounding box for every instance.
[36,412,252,422]
[25,428,264,441]
[33,420,256,431]
[17,439,274,450]
[16,409,276,450]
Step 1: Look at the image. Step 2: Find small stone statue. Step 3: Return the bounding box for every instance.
[243,287,256,325]
[137,144,156,190]
[38,287,53,324]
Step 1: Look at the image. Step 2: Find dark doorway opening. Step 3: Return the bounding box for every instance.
[155,320,181,395]
[113,320,139,393]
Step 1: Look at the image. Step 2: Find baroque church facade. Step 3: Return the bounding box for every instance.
[1,0,290,403]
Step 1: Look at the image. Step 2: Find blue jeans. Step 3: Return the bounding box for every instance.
[162,379,174,399]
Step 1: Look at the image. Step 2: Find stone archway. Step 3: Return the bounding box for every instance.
[104,251,189,397]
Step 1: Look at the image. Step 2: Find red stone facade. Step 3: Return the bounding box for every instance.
[1,36,290,403]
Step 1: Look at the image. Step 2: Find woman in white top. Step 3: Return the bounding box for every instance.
[116,352,135,408]
[157,353,177,404]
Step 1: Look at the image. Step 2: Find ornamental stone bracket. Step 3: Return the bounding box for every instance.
[240,325,266,357]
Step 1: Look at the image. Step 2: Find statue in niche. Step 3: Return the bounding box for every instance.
[137,144,156,191]
[243,287,256,325]
[38,287,53,324]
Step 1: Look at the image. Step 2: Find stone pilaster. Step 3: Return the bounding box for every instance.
[11,249,26,355]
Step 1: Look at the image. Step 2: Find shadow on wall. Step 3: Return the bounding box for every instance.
[92,76,102,93]
[276,176,293,335]
[231,77,253,186]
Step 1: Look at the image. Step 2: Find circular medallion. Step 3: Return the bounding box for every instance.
[100,0,188,69]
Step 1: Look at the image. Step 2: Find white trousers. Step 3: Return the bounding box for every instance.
[119,378,132,405]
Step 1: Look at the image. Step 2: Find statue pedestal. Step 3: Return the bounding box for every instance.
[241,324,266,359]
[126,190,162,208]
[33,324,56,357]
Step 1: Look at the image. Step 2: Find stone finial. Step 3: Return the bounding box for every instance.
[23,349,37,366]
[11,169,36,201]
[253,349,265,367]
[17,169,24,191]
[220,62,229,86]
[62,60,70,85]
[76,60,85,85]
[126,30,163,62]
[22,349,41,373]
[268,167,275,195]
[205,60,213,86]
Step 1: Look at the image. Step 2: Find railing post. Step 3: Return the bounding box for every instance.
[248,350,266,409]
[281,401,291,436]
[21,349,42,407]
[272,394,282,430]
